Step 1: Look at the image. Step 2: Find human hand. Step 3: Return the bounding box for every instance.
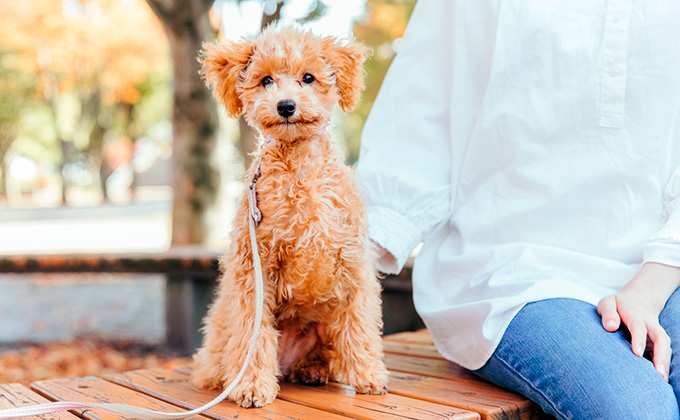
[597,262,680,380]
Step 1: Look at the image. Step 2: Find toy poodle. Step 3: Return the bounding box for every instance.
[191,26,388,408]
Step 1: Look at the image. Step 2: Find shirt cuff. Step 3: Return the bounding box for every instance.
[642,242,680,269]
[366,205,421,274]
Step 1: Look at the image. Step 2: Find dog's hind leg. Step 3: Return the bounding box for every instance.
[280,322,329,386]
[288,350,329,386]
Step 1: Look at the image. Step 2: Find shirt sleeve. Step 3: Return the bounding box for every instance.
[642,165,680,267]
[355,0,456,274]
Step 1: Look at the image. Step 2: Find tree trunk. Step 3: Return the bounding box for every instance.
[83,91,108,202]
[121,102,139,200]
[92,112,108,203]
[0,155,6,200]
[262,2,283,32]
[36,40,69,205]
[58,138,68,204]
[147,0,218,245]
[0,136,10,200]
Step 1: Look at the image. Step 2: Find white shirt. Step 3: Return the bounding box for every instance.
[355,0,680,370]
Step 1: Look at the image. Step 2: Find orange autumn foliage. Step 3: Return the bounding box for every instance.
[0,0,168,105]
[0,340,189,385]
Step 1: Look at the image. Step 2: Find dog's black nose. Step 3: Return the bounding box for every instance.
[277,100,296,118]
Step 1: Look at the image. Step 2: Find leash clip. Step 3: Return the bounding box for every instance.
[246,136,274,227]
[247,158,263,226]
[247,181,262,226]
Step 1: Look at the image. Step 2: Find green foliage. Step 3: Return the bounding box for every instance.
[103,64,172,145]
[131,65,173,134]
[0,50,38,159]
[12,106,62,164]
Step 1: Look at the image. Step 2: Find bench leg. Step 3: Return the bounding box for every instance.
[165,274,215,356]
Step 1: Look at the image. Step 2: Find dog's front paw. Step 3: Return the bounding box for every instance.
[233,387,276,408]
[354,379,388,395]
[348,365,389,395]
[230,376,279,408]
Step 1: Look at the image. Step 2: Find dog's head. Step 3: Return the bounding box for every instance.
[200,27,367,141]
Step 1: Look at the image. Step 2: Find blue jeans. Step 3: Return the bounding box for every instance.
[473,291,680,420]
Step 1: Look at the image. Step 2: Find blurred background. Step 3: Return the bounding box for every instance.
[0,0,419,384]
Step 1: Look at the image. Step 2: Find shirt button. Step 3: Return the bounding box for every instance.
[611,15,621,24]
[608,66,620,77]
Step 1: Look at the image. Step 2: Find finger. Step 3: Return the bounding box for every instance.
[626,320,648,357]
[597,296,621,332]
[648,322,671,380]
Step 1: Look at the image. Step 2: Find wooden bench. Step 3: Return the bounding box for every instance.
[0,330,549,420]
[0,248,424,355]
[0,246,222,355]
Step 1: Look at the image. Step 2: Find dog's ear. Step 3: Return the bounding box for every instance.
[321,38,369,112]
[200,40,254,118]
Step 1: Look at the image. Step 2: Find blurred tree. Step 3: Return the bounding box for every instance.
[348,0,416,163]
[0,52,37,199]
[120,67,173,197]
[0,0,167,204]
[145,0,219,245]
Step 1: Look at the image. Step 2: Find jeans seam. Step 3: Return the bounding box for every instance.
[493,354,568,420]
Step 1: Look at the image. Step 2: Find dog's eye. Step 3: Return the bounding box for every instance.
[261,76,274,88]
[302,73,315,84]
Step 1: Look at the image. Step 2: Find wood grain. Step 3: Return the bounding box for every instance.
[31,376,206,420]
[106,368,354,420]
[382,329,434,344]
[172,367,478,419]
[175,355,540,419]
[278,381,479,420]
[388,371,543,420]
[383,340,445,360]
[384,353,480,382]
[0,383,80,420]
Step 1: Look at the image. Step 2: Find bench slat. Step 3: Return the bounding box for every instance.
[388,372,541,420]
[383,340,445,360]
[174,341,540,419]
[31,376,206,420]
[0,247,221,275]
[384,353,480,382]
[0,383,80,420]
[382,329,434,344]
[170,368,478,420]
[106,368,355,420]
[278,381,479,420]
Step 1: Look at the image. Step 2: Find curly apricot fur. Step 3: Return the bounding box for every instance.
[192,27,387,408]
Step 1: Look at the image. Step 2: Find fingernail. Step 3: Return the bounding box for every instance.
[658,364,669,381]
[605,320,617,330]
[636,345,645,356]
